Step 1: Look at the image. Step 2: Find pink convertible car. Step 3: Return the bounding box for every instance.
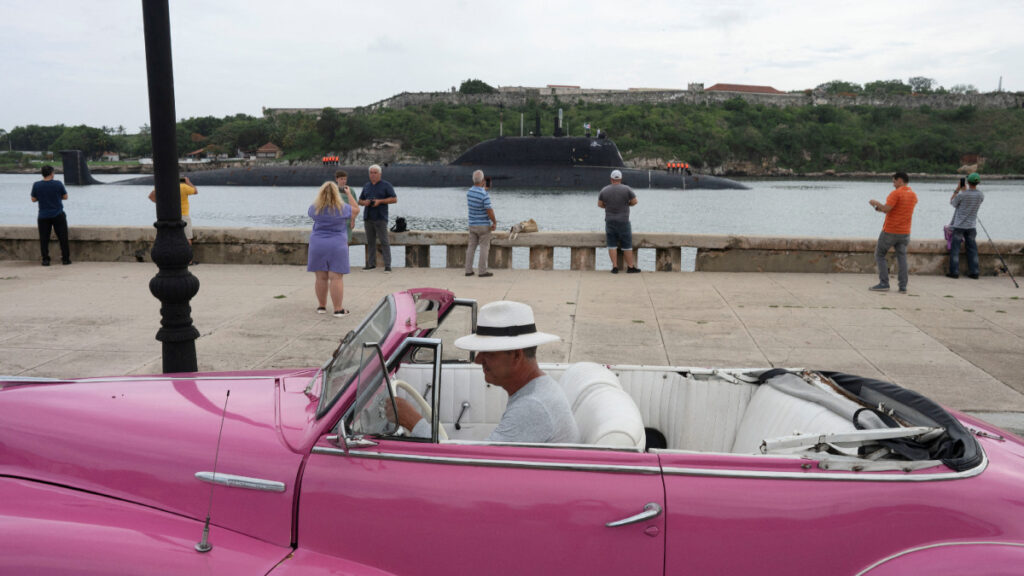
[3,287,1024,575]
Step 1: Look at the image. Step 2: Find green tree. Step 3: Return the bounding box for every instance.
[459,79,498,94]
[864,79,912,95]
[949,84,978,94]
[179,116,224,139]
[8,124,66,151]
[816,80,862,94]
[908,76,935,93]
[51,125,114,158]
[317,107,342,148]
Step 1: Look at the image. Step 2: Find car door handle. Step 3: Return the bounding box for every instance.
[606,502,662,527]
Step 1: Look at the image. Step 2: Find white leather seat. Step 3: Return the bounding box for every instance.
[559,362,646,450]
[731,384,857,454]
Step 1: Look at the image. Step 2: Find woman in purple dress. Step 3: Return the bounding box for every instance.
[308,181,359,316]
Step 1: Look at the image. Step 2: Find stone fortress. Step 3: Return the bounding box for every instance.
[264,83,1024,118]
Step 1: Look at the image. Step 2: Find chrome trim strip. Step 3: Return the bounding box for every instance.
[661,451,987,482]
[48,375,282,384]
[855,541,1024,576]
[194,472,286,492]
[311,446,661,475]
[442,439,643,453]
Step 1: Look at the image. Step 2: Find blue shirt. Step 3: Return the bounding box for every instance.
[358,179,396,221]
[31,179,68,219]
[466,185,493,226]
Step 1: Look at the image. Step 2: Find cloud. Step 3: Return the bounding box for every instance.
[2,0,1022,131]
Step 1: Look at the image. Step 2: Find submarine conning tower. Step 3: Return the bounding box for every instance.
[451,136,625,168]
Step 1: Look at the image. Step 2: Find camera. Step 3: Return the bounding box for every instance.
[180,177,187,183]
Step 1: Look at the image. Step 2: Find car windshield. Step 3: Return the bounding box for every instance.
[315,296,396,419]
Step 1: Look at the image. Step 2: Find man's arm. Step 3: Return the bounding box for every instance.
[869,199,894,214]
[148,190,156,203]
[486,208,497,231]
[597,200,605,208]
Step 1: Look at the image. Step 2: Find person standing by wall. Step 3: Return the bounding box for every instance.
[465,170,497,277]
[597,169,639,274]
[148,175,198,263]
[307,181,359,316]
[946,172,985,279]
[30,165,70,266]
[868,172,918,293]
[335,170,355,239]
[358,164,397,272]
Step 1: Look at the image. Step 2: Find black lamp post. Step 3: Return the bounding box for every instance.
[142,0,200,373]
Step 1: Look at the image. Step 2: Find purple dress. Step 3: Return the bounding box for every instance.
[307,204,352,273]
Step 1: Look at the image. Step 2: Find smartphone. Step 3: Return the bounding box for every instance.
[485,176,492,188]
[959,177,966,188]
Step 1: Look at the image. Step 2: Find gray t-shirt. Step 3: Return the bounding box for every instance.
[951,188,984,229]
[598,183,636,222]
[487,374,580,444]
[410,373,580,444]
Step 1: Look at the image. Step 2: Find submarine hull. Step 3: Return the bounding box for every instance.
[118,164,747,190]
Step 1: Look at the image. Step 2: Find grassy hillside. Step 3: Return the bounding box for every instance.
[6,99,1024,174]
[315,99,1024,173]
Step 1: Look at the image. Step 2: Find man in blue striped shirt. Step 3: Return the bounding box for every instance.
[465,170,497,277]
[947,172,985,279]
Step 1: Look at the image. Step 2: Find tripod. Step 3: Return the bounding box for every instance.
[977,218,1019,288]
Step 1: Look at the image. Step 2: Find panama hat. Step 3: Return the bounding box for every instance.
[454,301,561,352]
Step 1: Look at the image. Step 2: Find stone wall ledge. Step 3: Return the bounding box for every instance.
[1,225,1021,275]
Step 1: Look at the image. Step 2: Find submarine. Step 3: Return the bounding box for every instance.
[81,114,748,190]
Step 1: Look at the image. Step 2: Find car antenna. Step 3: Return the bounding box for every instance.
[196,389,230,553]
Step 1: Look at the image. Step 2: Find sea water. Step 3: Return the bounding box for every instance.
[3,174,1022,269]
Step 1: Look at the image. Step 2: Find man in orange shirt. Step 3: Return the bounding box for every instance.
[868,172,918,293]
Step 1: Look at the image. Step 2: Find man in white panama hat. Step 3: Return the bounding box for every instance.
[394,301,580,444]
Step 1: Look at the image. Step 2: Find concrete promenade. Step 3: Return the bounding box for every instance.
[2,260,1023,433]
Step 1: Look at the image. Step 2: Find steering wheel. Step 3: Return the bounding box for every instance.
[391,379,448,440]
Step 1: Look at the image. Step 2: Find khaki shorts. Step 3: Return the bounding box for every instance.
[183,215,193,240]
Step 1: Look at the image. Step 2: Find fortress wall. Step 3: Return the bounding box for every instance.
[363,89,1024,112]
[2,226,1020,276]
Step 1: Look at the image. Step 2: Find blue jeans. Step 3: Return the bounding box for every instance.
[605,220,633,250]
[875,231,910,290]
[949,227,978,276]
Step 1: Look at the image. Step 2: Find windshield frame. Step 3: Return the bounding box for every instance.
[315,295,397,419]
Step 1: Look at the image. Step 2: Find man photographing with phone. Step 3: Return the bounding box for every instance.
[946,172,985,279]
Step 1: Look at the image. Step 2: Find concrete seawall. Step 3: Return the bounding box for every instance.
[1,225,1022,275]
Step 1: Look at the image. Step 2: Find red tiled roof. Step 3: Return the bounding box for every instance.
[257,142,282,152]
[705,83,786,94]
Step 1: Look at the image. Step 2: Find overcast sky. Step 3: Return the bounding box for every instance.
[2,0,1022,133]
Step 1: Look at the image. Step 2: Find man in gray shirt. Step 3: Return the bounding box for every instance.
[598,169,639,274]
[396,300,580,444]
[947,172,985,279]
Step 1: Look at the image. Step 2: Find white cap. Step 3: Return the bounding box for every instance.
[610,170,622,180]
